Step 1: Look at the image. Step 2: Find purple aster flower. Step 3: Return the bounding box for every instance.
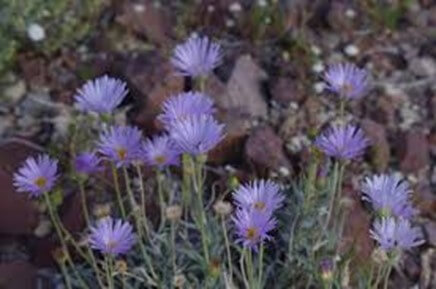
[97,125,143,167]
[74,75,128,114]
[233,180,284,215]
[74,152,103,175]
[158,92,215,129]
[89,217,136,256]
[362,174,417,219]
[171,35,222,77]
[370,217,424,252]
[324,63,369,100]
[141,134,181,169]
[170,114,225,156]
[13,154,58,198]
[315,124,370,160]
[233,209,276,250]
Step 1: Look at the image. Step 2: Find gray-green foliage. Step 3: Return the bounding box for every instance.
[0,0,104,74]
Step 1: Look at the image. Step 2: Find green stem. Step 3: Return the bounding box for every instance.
[324,161,340,231]
[181,154,192,215]
[78,180,91,228]
[43,192,90,289]
[240,248,249,289]
[192,156,210,264]
[122,167,160,284]
[171,221,177,275]
[59,260,73,289]
[246,249,255,289]
[111,164,126,218]
[135,164,150,237]
[258,242,264,289]
[105,256,114,289]
[157,170,166,230]
[383,264,392,289]
[221,216,233,279]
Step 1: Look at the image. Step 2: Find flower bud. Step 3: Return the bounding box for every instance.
[213,200,232,216]
[166,205,183,221]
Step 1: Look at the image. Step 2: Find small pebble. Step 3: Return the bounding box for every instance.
[314,82,326,94]
[229,2,242,13]
[344,44,359,56]
[312,61,325,73]
[345,8,356,19]
[311,45,322,56]
[27,23,46,42]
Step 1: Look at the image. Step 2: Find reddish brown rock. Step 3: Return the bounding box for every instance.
[0,261,37,289]
[339,186,374,267]
[271,77,306,105]
[399,131,430,173]
[0,141,41,235]
[215,55,268,119]
[415,184,436,219]
[131,57,184,133]
[116,0,173,47]
[361,119,390,172]
[245,126,292,172]
[208,110,251,164]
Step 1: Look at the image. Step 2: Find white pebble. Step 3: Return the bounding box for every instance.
[229,2,242,13]
[133,3,145,12]
[312,61,325,73]
[27,23,46,42]
[225,18,236,27]
[345,9,356,19]
[279,166,290,177]
[314,81,326,94]
[344,44,360,57]
[311,45,322,56]
[257,0,268,7]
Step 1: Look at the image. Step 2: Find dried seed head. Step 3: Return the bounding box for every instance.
[213,200,232,216]
[115,260,128,274]
[93,203,111,219]
[173,274,186,288]
[371,247,389,264]
[320,258,334,281]
[52,247,67,264]
[166,205,183,221]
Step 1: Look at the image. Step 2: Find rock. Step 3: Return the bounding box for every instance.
[0,141,41,235]
[116,0,173,47]
[3,80,26,104]
[361,119,390,172]
[245,126,292,172]
[339,186,374,267]
[429,132,436,156]
[0,261,37,289]
[399,131,430,173]
[129,53,184,132]
[409,57,436,77]
[208,110,251,164]
[424,221,436,247]
[214,55,268,119]
[271,77,306,105]
[415,185,436,219]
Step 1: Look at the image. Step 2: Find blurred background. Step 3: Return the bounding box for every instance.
[0,0,435,288]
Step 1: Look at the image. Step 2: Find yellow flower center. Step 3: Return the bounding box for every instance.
[34,177,47,188]
[154,155,167,165]
[341,83,353,95]
[246,227,258,241]
[253,201,266,211]
[117,148,127,160]
[107,240,118,250]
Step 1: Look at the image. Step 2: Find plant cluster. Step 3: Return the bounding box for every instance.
[12,34,424,289]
